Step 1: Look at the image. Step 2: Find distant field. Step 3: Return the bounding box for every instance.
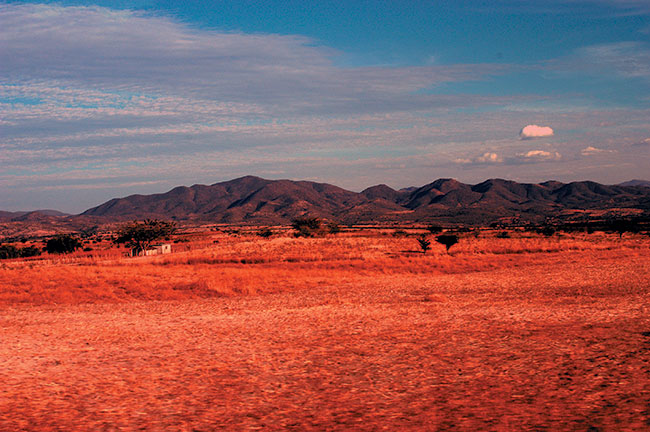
[1,231,649,430]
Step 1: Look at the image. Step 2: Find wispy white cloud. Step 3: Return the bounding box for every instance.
[581,146,616,155]
[0,3,512,182]
[515,150,562,161]
[570,41,650,80]
[0,4,503,112]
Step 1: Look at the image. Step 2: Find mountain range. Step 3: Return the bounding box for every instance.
[74,176,650,225]
[2,177,649,231]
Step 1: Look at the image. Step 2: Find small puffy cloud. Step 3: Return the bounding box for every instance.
[517,150,562,161]
[476,152,502,163]
[581,146,616,155]
[454,152,502,165]
[519,124,554,140]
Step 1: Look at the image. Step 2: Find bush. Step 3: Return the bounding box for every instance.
[496,231,510,239]
[326,221,342,234]
[19,246,42,258]
[291,217,323,237]
[257,227,274,238]
[537,226,556,237]
[0,244,20,259]
[607,219,640,238]
[426,224,443,234]
[45,235,82,254]
[0,244,43,259]
[436,234,458,253]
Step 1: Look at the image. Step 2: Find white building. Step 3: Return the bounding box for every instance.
[131,243,172,257]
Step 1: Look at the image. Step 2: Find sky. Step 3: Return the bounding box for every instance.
[1,0,649,212]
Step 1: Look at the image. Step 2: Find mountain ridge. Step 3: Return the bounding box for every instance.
[78,176,650,225]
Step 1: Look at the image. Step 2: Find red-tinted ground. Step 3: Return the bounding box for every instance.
[1,233,649,430]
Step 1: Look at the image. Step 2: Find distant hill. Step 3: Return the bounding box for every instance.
[619,180,650,188]
[0,209,69,222]
[80,175,650,225]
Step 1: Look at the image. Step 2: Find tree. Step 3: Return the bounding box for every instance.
[257,227,274,238]
[426,224,443,234]
[45,234,82,254]
[0,244,20,259]
[19,245,41,257]
[436,234,458,253]
[291,217,323,237]
[78,225,99,239]
[417,235,431,254]
[115,219,176,255]
[326,221,342,234]
[0,244,42,259]
[608,219,639,238]
[537,226,556,237]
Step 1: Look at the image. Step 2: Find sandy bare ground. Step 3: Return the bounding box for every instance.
[1,249,649,430]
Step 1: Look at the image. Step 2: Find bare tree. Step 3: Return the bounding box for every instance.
[417,235,431,254]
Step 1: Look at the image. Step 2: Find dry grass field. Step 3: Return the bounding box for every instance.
[1,230,649,430]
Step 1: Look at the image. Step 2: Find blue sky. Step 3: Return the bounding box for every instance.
[1,0,649,212]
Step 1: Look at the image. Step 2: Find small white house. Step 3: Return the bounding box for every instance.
[131,243,172,257]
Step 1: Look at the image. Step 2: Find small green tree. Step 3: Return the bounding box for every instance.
[115,219,176,255]
[45,234,82,254]
[417,235,431,254]
[436,234,458,253]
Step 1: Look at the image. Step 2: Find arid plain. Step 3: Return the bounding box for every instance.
[1,229,649,430]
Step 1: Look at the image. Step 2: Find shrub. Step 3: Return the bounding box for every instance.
[537,226,556,237]
[0,244,20,259]
[436,234,458,253]
[45,234,82,254]
[426,224,443,234]
[496,231,510,239]
[78,225,99,239]
[19,246,42,258]
[291,217,323,237]
[326,221,342,234]
[257,227,274,238]
[607,219,640,238]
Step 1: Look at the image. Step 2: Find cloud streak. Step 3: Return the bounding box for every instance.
[0,4,503,112]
